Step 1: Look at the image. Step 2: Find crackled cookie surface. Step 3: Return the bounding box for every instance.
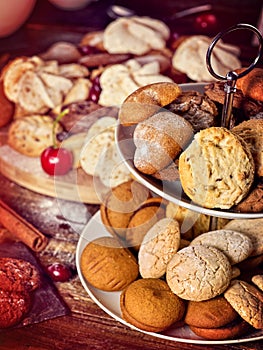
[190,229,253,265]
[166,245,232,301]
[138,218,180,278]
[224,279,263,329]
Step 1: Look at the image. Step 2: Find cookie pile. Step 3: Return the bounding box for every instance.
[80,180,263,339]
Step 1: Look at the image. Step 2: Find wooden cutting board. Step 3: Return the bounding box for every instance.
[0,141,107,204]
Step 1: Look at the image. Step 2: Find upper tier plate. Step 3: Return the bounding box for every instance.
[116,83,263,220]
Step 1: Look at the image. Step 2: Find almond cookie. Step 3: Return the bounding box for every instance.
[224,218,263,257]
[120,278,185,332]
[7,115,63,157]
[232,119,263,177]
[138,218,180,278]
[166,245,232,301]
[185,295,239,329]
[190,229,253,265]
[179,127,255,209]
[133,110,194,174]
[224,279,263,329]
[80,236,139,291]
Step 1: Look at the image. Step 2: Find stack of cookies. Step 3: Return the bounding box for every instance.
[79,180,263,340]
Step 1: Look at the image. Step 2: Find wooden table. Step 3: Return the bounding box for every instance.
[0,1,263,349]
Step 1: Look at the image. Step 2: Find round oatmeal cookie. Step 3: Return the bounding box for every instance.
[7,115,63,157]
[224,279,263,329]
[190,229,253,265]
[138,218,180,278]
[120,278,185,332]
[166,245,232,301]
[178,127,255,209]
[0,289,31,328]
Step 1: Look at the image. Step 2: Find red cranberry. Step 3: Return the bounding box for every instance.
[88,81,102,103]
[46,263,72,282]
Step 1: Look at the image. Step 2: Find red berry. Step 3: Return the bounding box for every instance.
[41,146,73,176]
[194,13,218,33]
[46,263,72,282]
[88,83,101,103]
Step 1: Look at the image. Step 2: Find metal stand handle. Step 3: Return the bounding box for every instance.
[206,23,263,129]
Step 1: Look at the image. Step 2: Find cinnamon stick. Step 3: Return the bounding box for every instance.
[0,200,48,251]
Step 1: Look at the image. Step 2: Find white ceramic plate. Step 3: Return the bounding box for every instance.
[76,211,263,345]
[115,83,263,220]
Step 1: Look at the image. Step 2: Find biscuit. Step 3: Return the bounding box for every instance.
[190,229,253,265]
[0,81,14,128]
[232,119,263,177]
[185,295,238,329]
[103,16,170,55]
[233,181,263,213]
[80,236,139,291]
[172,35,241,82]
[7,115,63,157]
[120,278,185,332]
[100,180,151,239]
[189,319,251,340]
[166,202,229,240]
[166,245,232,301]
[236,67,263,102]
[165,90,218,133]
[223,219,263,257]
[237,254,263,271]
[126,197,166,250]
[133,111,194,174]
[118,82,182,126]
[138,218,180,278]
[252,275,263,292]
[224,279,263,329]
[179,127,255,209]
